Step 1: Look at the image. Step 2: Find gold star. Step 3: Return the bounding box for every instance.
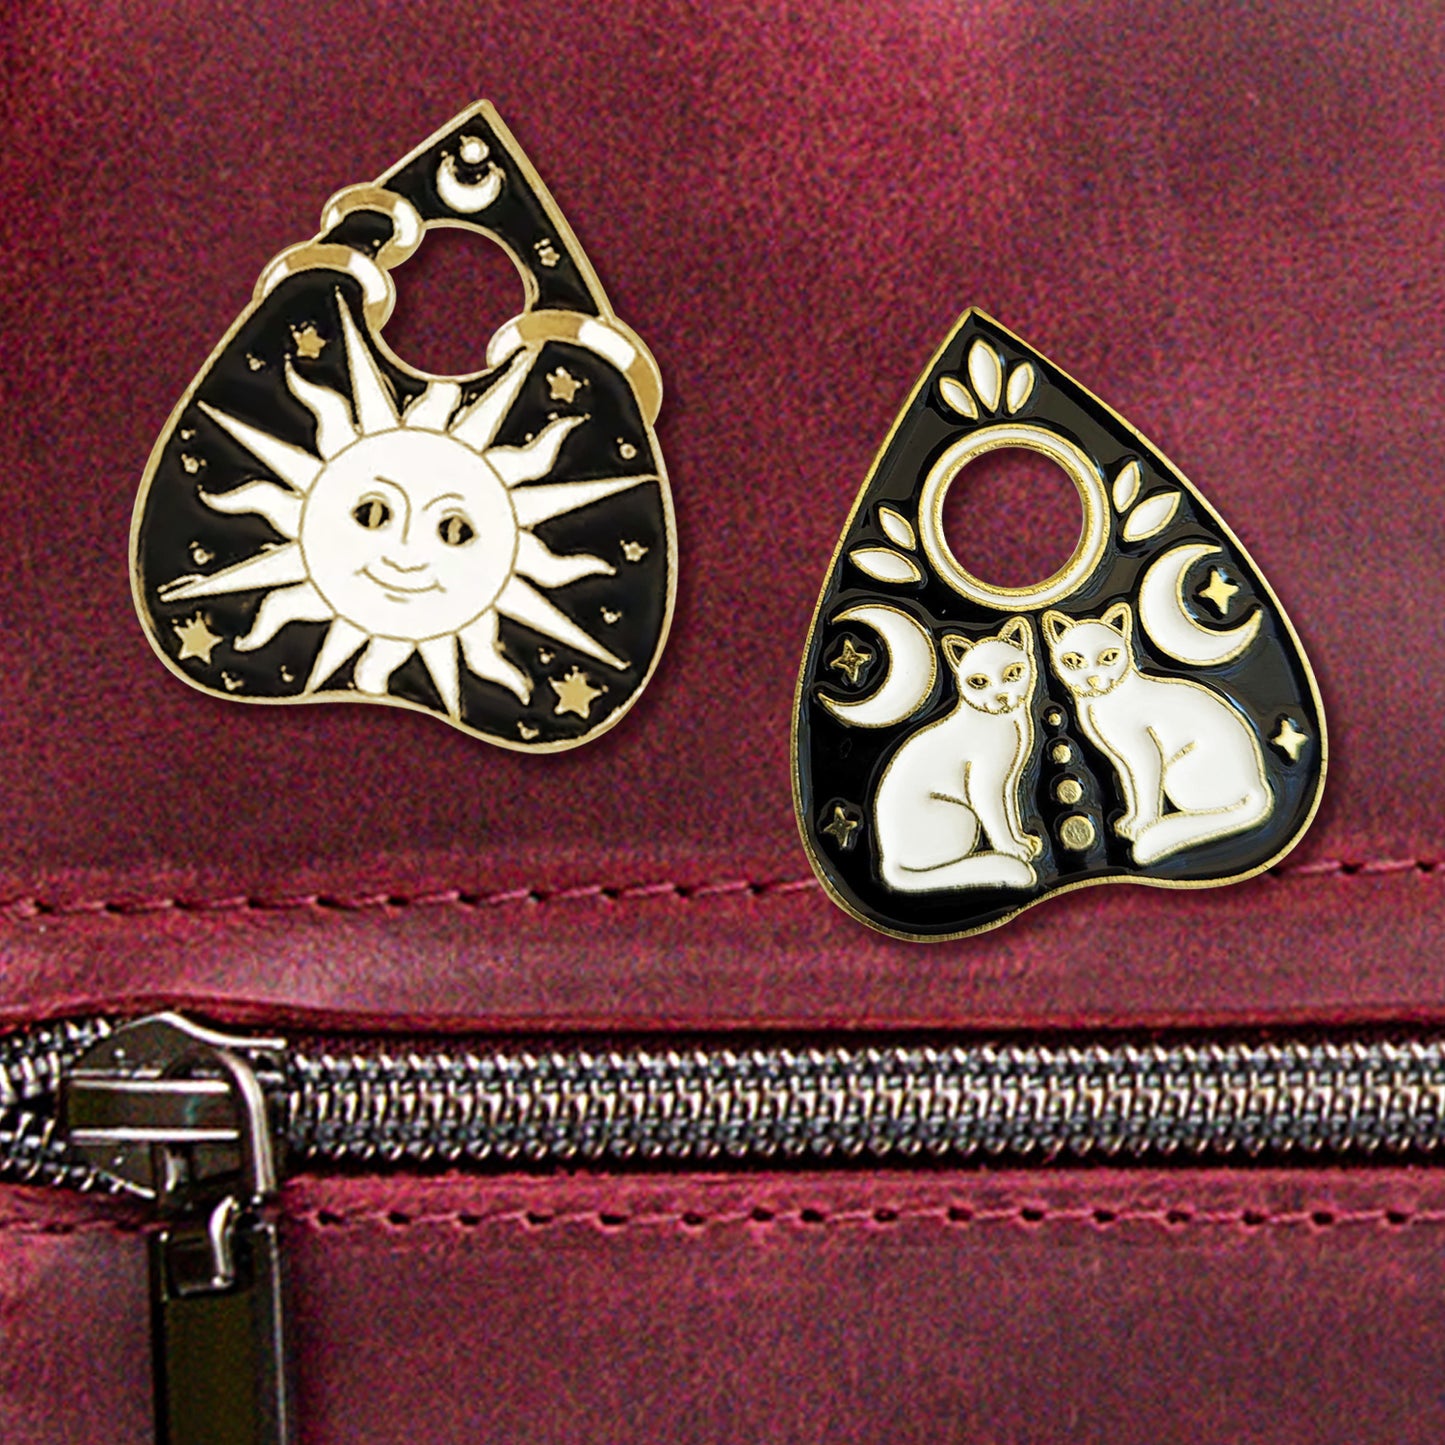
[517,722,540,741]
[180,454,203,475]
[1199,568,1240,617]
[292,324,326,359]
[601,607,622,624]
[820,806,860,850]
[173,614,222,665]
[1272,717,1309,762]
[547,368,582,403]
[620,540,648,563]
[828,637,873,686]
[551,667,604,719]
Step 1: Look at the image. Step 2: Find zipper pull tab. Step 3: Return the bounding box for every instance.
[59,1013,292,1445]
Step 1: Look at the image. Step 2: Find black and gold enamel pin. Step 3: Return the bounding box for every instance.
[794,312,1325,939]
[133,103,676,751]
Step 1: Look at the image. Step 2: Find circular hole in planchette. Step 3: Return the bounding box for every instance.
[939,447,1084,590]
[382,226,527,377]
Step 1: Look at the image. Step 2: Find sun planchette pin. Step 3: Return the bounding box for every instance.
[133,103,675,751]
[793,312,1325,940]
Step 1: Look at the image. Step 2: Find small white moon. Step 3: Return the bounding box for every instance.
[436,156,505,214]
[820,604,936,729]
[1138,542,1261,666]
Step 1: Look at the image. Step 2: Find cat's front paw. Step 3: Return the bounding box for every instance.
[1115,814,1141,841]
[1000,834,1043,863]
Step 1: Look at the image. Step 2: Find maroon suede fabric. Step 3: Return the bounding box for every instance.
[6,1169,1445,1444]
[3,0,1444,1031]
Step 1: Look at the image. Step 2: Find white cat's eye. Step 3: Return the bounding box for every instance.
[1099,649,1121,665]
[1003,664,1025,683]
[966,673,989,690]
[1061,651,1084,669]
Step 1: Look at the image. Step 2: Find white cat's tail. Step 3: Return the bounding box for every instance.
[1130,786,1272,866]
[880,852,1037,893]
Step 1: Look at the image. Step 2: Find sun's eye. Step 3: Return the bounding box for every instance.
[1061,651,1085,670]
[1099,648,1121,665]
[438,512,475,547]
[352,498,391,530]
[967,673,989,690]
[1003,663,1024,683]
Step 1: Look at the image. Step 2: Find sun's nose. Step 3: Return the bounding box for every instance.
[380,553,429,574]
[995,692,1010,708]
[1087,675,1103,691]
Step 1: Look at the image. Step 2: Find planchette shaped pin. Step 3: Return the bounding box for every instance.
[794,312,1325,940]
[133,103,675,751]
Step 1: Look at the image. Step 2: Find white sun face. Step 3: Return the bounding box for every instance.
[157,292,655,722]
[300,430,518,642]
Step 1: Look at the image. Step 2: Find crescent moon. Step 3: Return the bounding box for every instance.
[436,156,505,214]
[1138,542,1261,666]
[820,604,937,729]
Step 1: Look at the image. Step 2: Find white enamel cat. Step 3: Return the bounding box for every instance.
[873,617,1041,893]
[1041,603,1272,865]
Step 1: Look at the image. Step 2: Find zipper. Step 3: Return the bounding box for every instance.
[6,1011,1445,1443]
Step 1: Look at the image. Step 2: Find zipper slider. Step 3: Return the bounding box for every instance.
[59,1013,292,1445]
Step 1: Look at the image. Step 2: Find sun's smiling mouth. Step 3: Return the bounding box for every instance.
[360,565,443,598]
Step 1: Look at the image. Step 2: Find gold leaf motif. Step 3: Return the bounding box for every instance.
[1112,460,1141,512]
[967,339,1002,412]
[878,506,917,551]
[1005,362,1035,414]
[849,546,924,585]
[938,375,977,419]
[1121,490,1180,542]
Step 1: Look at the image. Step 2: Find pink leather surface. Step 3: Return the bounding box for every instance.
[5,1167,1445,1443]
[3,0,1443,1032]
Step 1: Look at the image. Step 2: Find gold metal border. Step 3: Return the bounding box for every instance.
[790,308,1328,942]
[917,422,1108,610]
[130,100,677,756]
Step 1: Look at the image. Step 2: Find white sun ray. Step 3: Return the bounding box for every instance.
[197,403,323,494]
[336,298,399,433]
[403,380,461,432]
[417,636,461,719]
[159,542,308,603]
[306,618,369,692]
[510,475,655,529]
[166,293,657,729]
[234,582,332,651]
[487,415,586,487]
[353,636,414,695]
[458,610,532,704]
[496,576,625,670]
[515,531,614,589]
[448,349,533,451]
[285,362,357,458]
[199,480,302,538]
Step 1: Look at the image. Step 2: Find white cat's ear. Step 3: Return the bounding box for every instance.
[998,616,1033,653]
[1041,611,1070,646]
[1101,602,1133,640]
[941,634,973,669]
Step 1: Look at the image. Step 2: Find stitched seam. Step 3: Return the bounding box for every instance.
[0,1204,1438,1237]
[1,859,1439,919]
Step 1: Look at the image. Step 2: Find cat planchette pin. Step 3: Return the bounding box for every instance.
[794,312,1325,940]
[132,103,675,752]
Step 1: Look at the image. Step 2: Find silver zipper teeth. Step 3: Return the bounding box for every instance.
[0,1018,115,1189]
[8,1022,1445,1189]
[281,1038,1445,1166]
